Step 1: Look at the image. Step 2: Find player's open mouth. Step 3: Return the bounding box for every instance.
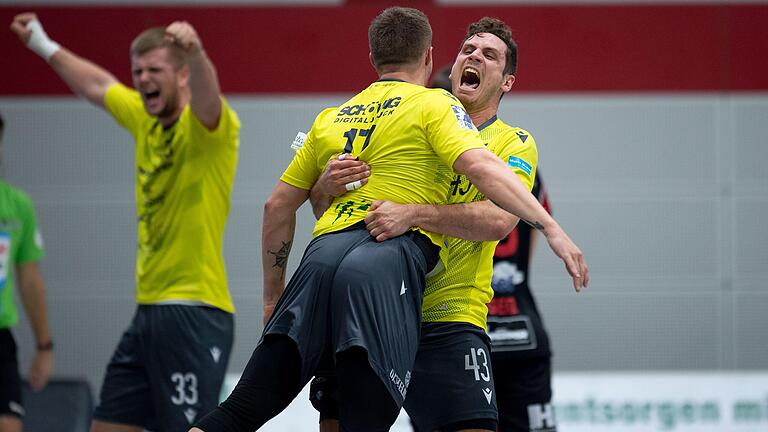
[460,67,481,90]
[143,90,160,101]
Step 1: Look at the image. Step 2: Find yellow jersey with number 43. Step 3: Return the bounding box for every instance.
[422,116,538,329]
[281,79,486,249]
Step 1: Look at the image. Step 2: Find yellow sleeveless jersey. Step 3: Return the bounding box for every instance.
[104,83,240,312]
[422,116,538,329]
[281,79,486,250]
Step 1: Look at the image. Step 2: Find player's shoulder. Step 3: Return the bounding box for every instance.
[484,121,535,153]
[492,118,535,143]
[414,87,461,105]
[0,181,34,209]
[310,106,341,126]
[105,82,141,103]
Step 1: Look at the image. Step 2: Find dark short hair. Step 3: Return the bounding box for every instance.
[130,27,186,69]
[429,64,452,92]
[464,17,518,75]
[369,7,432,72]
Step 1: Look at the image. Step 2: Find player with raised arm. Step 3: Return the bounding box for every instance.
[11,13,240,431]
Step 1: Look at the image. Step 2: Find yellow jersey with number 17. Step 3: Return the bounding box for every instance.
[281,79,486,250]
[422,116,538,329]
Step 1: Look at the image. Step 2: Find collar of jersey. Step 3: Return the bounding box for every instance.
[376,77,407,83]
[477,115,498,131]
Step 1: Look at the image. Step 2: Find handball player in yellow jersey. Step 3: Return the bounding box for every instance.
[12,14,240,431]
[193,7,585,432]
[311,16,549,432]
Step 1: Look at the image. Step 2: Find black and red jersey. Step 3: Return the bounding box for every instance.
[488,173,552,359]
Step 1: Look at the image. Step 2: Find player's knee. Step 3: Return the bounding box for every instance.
[309,375,339,421]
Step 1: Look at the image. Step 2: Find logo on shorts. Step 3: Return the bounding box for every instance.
[8,401,24,416]
[400,280,407,296]
[210,346,222,363]
[483,388,493,404]
[184,408,197,424]
[389,369,409,399]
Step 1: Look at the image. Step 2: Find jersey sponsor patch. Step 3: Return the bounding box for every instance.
[451,105,477,131]
[291,131,307,152]
[487,315,538,351]
[507,156,533,175]
[8,401,25,416]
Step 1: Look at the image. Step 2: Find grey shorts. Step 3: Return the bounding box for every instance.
[264,224,437,405]
[93,304,234,431]
[404,322,498,431]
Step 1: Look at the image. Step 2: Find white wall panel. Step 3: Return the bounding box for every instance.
[2,92,766,393]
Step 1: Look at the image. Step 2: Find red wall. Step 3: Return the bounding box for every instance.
[2,3,767,94]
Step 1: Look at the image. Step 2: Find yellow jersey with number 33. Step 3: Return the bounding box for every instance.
[422,116,538,329]
[103,83,240,313]
[281,79,486,250]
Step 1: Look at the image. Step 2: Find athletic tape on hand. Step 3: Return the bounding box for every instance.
[345,180,362,191]
[26,19,61,62]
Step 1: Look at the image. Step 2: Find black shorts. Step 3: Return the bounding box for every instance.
[404,323,498,431]
[93,304,234,431]
[493,354,556,432]
[264,224,437,406]
[0,329,24,418]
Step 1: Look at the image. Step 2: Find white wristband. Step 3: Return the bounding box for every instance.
[26,19,61,62]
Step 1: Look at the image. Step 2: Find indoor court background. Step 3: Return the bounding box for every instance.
[1,0,767,430]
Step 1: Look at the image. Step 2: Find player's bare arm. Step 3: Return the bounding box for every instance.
[262,181,309,324]
[454,147,589,291]
[16,262,53,392]
[308,154,370,219]
[308,154,517,241]
[165,21,222,130]
[11,13,117,108]
[365,199,519,242]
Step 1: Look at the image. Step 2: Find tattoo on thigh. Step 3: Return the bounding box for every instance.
[268,241,292,280]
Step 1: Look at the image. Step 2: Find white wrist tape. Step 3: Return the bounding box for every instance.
[345,180,362,191]
[26,19,61,62]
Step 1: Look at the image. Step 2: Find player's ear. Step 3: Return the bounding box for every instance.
[502,74,515,92]
[178,64,191,87]
[424,46,433,67]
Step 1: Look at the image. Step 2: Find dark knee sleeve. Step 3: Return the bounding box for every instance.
[336,348,400,432]
[194,335,303,431]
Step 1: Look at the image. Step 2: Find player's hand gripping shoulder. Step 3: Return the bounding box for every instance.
[540,224,589,292]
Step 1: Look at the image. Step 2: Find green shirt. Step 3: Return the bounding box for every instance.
[0,181,45,329]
